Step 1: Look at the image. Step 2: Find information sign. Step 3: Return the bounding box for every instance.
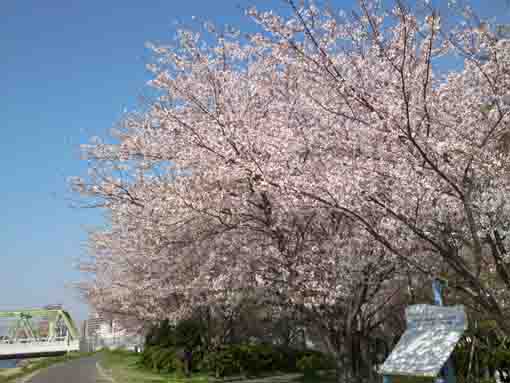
[379,304,467,378]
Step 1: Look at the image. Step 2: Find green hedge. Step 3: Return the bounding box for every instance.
[452,322,510,383]
[201,344,335,377]
[140,343,335,377]
[140,346,181,373]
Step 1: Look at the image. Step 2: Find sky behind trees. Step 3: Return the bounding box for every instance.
[1,0,509,321]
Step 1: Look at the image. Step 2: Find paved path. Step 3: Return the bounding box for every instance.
[26,356,99,383]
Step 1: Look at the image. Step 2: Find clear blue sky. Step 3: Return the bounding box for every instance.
[1,0,508,322]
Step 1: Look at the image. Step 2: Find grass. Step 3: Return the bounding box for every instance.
[101,350,330,383]
[293,371,336,383]
[0,367,22,380]
[101,349,210,383]
[100,350,316,383]
[101,351,438,383]
[391,377,435,383]
[292,371,435,383]
[0,351,98,382]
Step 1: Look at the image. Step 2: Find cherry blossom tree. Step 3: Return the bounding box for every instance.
[241,0,510,330]
[73,1,510,380]
[254,2,510,329]
[75,162,403,380]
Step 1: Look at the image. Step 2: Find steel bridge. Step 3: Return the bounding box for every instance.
[0,308,80,359]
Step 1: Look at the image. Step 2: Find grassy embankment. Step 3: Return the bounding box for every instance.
[102,349,330,383]
[101,350,434,383]
[0,351,97,382]
[101,348,340,383]
[101,349,209,383]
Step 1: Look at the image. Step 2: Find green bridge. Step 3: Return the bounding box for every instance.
[0,308,80,359]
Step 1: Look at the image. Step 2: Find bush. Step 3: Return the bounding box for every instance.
[239,344,279,375]
[175,318,206,351]
[140,346,177,373]
[203,345,241,377]
[202,344,334,377]
[142,316,210,375]
[145,319,176,348]
[297,355,317,377]
[152,347,174,372]
[453,323,510,383]
[141,331,335,378]
[297,353,329,377]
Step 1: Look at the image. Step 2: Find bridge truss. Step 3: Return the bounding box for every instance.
[0,309,80,359]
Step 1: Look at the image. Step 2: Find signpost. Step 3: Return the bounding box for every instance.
[432,279,457,383]
[379,280,467,383]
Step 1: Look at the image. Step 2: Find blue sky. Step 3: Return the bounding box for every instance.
[1,0,509,323]
[0,0,260,321]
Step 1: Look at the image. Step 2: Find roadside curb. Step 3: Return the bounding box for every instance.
[15,369,40,383]
[96,361,115,383]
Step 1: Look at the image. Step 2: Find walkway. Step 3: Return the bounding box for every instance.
[26,356,99,383]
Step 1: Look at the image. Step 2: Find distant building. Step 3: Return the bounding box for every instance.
[83,312,142,351]
[85,312,126,339]
[84,313,104,338]
[81,320,88,338]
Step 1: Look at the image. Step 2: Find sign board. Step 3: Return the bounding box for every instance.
[379,304,467,378]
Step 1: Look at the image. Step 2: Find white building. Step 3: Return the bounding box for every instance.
[84,312,142,351]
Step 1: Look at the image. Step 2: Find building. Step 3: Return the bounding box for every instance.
[83,312,142,351]
[84,312,104,339]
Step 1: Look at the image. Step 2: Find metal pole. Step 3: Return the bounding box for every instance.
[432,279,456,383]
[432,279,444,306]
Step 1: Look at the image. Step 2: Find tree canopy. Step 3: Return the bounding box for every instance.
[74,0,510,348]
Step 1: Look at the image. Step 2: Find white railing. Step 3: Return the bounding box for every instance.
[0,338,80,355]
[0,336,69,345]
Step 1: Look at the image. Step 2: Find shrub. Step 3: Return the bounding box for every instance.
[175,318,206,351]
[203,345,241,377]
[141,337,335,377]
[145,319,176,348]
[297,355,318,377]
[139,345,158,369]
[453,325,510,383]
[152,347,175,372]
[201,344,334,377]
[139,346,177,373]
[237,344,278,375]
[296,352,335,377]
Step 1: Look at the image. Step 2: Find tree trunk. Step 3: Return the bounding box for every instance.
[467,337,475,382]
[336,356,344,383]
